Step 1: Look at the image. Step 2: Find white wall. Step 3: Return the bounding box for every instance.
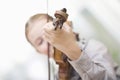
[0,0,48,75]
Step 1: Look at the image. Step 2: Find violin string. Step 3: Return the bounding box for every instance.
[46,0,50,80]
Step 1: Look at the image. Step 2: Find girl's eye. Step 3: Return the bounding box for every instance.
[38,39,43,45]
[35,38,43,46]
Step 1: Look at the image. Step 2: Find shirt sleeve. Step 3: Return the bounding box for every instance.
[69,39,117,80]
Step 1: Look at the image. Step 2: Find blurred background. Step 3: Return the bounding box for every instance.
[0,0,120,80]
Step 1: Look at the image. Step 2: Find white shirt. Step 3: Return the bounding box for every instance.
[69,39,117,80]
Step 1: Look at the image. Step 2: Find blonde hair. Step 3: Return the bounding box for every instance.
[25,13,53,44]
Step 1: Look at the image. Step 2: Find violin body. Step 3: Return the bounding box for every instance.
[54,48,70,80]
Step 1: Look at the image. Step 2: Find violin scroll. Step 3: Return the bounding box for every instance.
[53,8,68,30]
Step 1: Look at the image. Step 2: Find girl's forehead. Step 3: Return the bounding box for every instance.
[28,19,47,43]
[29,19,47,32]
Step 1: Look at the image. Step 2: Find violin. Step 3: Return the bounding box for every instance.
[52,8,80,80]
[53,8,70,80]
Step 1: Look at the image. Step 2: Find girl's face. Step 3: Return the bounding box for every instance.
[28,19,53,56]
[28,19,71,78]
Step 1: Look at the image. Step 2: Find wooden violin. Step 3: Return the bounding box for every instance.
[52,8,80,80]
[53,8,70,80]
